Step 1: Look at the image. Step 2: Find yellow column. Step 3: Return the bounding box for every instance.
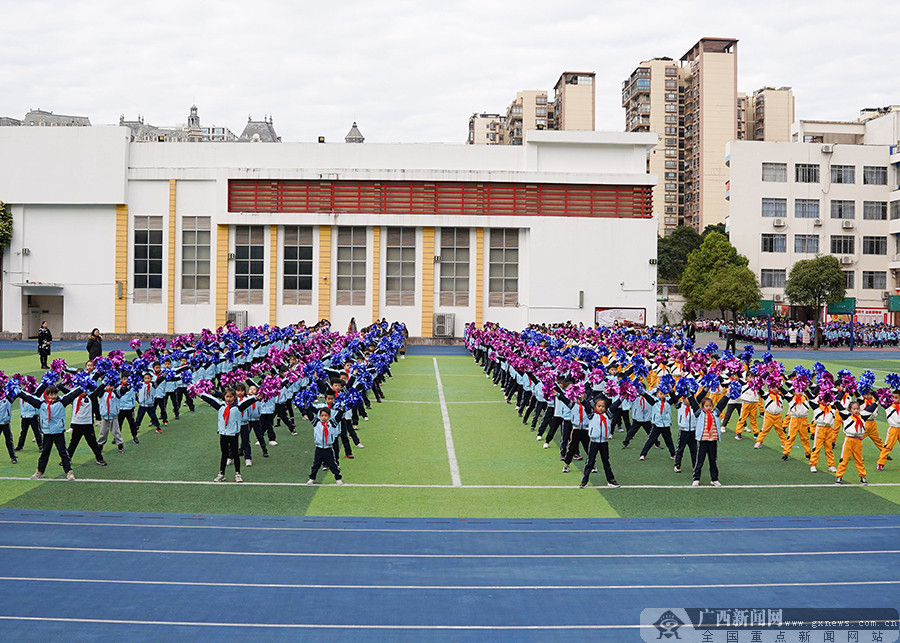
[421,227,435,337]
[269,225,278,326]
[475,227,484,327]
[114,205,128,333]
[317,225,332,322]
[371,226,380,324]
[167,180,177,334]
[216,225,229,328]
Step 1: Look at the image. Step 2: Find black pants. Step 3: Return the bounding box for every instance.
[537,409,555,437]
[693,440,719,482]
[118,409,138,438]
[239,423,252,460]
[154,397,168,423]
[165,391,180,418]
[564,428,589,464]
[260,413,276,441]
[135,405,159,429]
[543,415,562,444]
[67,423,104,462]
[721,403,741,427]
[249,420,268,454]
[309,446,342,481]
[16,416,42,450]
[559,420,573,457]
[0,423,14,459]
[612,408,631,433]
[640,425,676,457]
[39,349,50,369]
[524,399,543,426]
[219,434,240,473]
[176,388,195,412]
[674,430,697,469]
[623,420,653,447]
[37,433,71,474]
[581,441,615,486]
[274,403,295,432]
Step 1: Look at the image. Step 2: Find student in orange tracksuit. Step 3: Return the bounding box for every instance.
[859,391,887,453]
[782,388,812,461]
[754,383,787,449]
[876,390,900,471]
[809,396,838,473]
[735,376,759,439]
[835,400,867,485]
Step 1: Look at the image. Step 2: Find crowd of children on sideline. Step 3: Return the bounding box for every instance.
[701,319,900,348]
[465,322,900,488]
[1,319,408,484]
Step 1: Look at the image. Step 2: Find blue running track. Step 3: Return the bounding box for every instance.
[0,510,897,641]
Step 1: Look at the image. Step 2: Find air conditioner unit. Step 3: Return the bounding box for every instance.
[840,256,855,265]
[841,220,855,229]
[225,310,249,330]
[433,312,455,338]
[822,144,834,154]
[813,218,823,227]
[772,218,786,227]
[774,294,784,302]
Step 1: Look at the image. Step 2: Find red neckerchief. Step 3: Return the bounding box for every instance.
[705,411,714,434]
[322,420,329,443]
[106,393,111,414]
[223,405,231,425]
[75,396,83,415]
[853,415,864,430]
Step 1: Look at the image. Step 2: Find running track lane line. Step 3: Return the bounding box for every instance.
[433,357,461,487]
[2,476,899,489]
[0,616,642,630]
[1,544,897,559]
[0,576,898,591]
[1,518,897,534]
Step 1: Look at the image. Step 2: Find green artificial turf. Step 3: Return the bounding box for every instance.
[0,352,898,518]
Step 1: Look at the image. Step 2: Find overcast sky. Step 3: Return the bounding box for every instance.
[1,0,895,144]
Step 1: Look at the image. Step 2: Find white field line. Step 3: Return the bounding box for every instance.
[0,545,896,560]
[433,358,461,487]
[2,476,899,490]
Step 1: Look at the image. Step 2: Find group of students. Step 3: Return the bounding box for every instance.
[1,320,407,484]
[715,318,900,349]
[466,322,900,488]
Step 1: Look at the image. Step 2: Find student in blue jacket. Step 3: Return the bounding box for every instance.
[579,396,619,489]
[15,392,42,452]
[638,388,677,461]
[306,406,344,485]
[67,382,107,466]
[135,372,161,433]
[18,385,82,480]
[0,394,16,464]
[199,388,257,483]
[117,375,139,444]
[688,395,731,487]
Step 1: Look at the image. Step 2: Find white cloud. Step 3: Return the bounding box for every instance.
[0,0,897,142]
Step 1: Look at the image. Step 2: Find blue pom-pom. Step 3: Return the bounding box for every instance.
[704,342,719,355]
[762,352,773,364]
[657,374,676,395]
[675,376,698,398]
[181,371,194,386]
[700,373,720,390]
[4,379,21,399]
[293,385,320,409]
[728,380,742,399]
[886,373,900,390]
[74,371,96,393]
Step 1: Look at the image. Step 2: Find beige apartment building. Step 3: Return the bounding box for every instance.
[468,71,596,146]
[623,38,795,236]
[468,113,506,145]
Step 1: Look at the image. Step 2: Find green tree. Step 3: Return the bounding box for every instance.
[657,225,702,282]
[702,264,760,318]
[680,232,749,316]
[784,255,846,349]
[702,223,727,238]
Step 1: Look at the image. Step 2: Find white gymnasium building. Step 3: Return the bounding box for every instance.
[0,126,659,338]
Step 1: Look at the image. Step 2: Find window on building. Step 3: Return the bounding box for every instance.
[234,225,265,305]
[488,228,518,307]
[665,115,677,124]
[761,233,787,253]
[761,198,787,218]
[794,199,819,219]
[760,269,786,288]
[665,93,677,101]
[862,271,887,290]
[664,127,677,135]
[665,79,677,89]
[336,227,367,306]
[665,160,677,169]
[830,200,855,219]
[830,235,856,254]
[892,201,900,220]
[536,95,547,105]
[795,163,820,183]
[283,226,314,305]
[636,79,650,90]
[843,270,855,289]
[134,216,163,304]
[831,165,855,184]
[664,104,677,113]
[535,106,547,117]
[761,162,787,182]
[863,166,888,185]
[863,201,888,220]
[384,227,416,307]
[181,216,211,305]
[862,236,887,255]
[794,234,819,254]
[665,182,676,191]
[439,228,470,307]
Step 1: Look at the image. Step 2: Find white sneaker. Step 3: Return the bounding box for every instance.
[537,435,543,441]
[255,441,260,446]
[542,443,549,449]
[269,440,278,446]
[691,480,700,487]
[357,443,365,449]
[711,480,722,487]
[226,458,233,466]
[810,466,817,473]
[335,479,344,485]
[753,443,762,449]
[235,473,243,483]
[214,473,225,482]
[363,417,369,421]
[245,459,252,467]
[66,471,75,481]
[306,479,315,485]
[828,466,837,473]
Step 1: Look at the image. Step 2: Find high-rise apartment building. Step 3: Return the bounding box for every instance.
[467,113,506,145]
[624,38,796,236]
[505,91,549,146]
[551,72,595,131]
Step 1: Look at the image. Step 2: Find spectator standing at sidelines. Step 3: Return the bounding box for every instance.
[37,321,52,369]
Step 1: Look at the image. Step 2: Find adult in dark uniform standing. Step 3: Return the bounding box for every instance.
[37,321,52,369]
[86,328,103,362]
